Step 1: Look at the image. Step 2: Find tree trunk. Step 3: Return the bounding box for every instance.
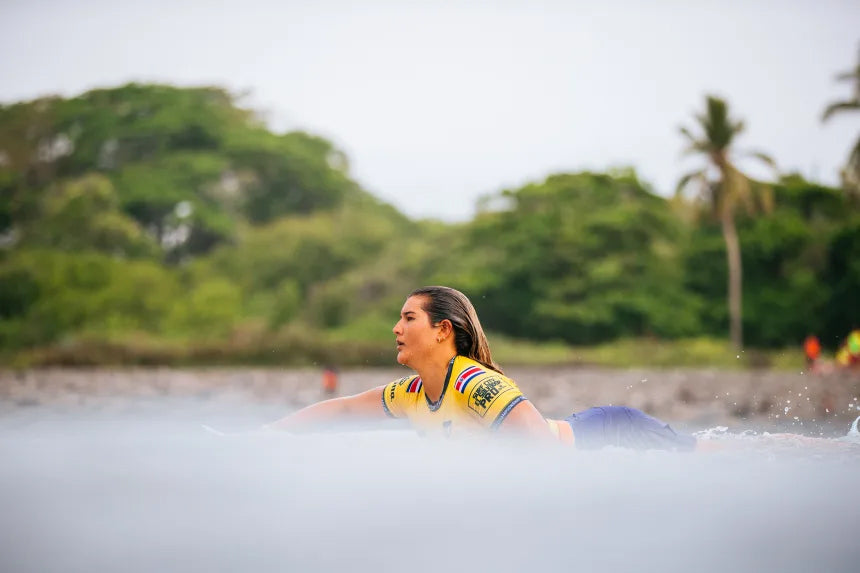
[721,210,743,350]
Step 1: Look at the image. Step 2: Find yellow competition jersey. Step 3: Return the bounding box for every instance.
[381,356,526,438]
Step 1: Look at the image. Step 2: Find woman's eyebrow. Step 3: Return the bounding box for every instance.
[401,311,416,317]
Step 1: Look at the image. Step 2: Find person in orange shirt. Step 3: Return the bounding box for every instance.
[803,334,821,371]
[321,365,339,396]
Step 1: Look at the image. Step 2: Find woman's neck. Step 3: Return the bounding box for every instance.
[413,351,457,403]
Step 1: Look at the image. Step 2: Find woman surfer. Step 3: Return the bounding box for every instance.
[266,286,697,451]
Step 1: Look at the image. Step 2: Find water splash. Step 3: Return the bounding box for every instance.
[839,415,860,444]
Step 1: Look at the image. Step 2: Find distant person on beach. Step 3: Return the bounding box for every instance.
[265,286,697,451]
[321,365,339,397]
[804,334,821,372]
[835,329,860,370]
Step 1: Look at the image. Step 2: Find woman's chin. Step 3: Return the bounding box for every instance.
[395,351,409,366]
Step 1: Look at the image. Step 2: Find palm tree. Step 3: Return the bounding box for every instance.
[676,95,776,350]
[822,46,860,201]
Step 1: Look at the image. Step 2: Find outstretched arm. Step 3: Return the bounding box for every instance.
[498,399,556,441]
[264,385,388,433]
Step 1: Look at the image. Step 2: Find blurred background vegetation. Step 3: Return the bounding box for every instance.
[0,77,857,369]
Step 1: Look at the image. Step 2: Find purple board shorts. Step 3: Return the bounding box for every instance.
[564,406,697,451]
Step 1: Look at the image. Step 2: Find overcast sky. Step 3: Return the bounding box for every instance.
[2,0,859,221]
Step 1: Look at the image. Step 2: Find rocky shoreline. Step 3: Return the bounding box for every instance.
[2,366,859,435]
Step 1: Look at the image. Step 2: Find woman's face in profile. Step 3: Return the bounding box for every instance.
[392,295,438,366]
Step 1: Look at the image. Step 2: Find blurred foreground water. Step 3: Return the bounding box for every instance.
[1,395,859,573]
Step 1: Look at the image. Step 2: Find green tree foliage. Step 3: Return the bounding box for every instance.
[0,83,368,262]
[112,152,236,260]
[820,219,860,344]
[164,278,243,339]
[0,83,405,360]
[237,131,356,223]
[0,250,180,347]
[197,195,410,326]
[301,218,450,336]
[1,82,858,365]
[17,173,157,257]
[449,171,702,344]
[0,97,67,231]
[682,175,858,348]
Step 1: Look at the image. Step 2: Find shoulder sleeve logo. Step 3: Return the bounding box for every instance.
[385,376,421,418]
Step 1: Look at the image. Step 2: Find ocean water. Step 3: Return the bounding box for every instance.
[1,402,859,573]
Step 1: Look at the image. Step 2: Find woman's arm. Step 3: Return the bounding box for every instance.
[263,385,388,433]
[498,399,556,440]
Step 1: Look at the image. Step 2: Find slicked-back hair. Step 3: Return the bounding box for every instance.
[408,286,502,374]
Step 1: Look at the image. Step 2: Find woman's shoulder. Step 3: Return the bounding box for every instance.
[385,374,422,390]
[450,356,524,424]
[383,374,423,402]
[451,355,511,381]
[451,356,518,392]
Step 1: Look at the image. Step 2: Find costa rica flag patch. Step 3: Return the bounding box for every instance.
[454,366,484,393]
[406,377,423,393]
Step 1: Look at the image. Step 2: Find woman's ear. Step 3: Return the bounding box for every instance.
[438,319,454,342]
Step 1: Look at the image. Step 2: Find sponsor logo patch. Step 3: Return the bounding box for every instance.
[467,377,516,417]
[388,377,410,404]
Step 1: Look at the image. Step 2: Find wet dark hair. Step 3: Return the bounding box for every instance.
[408,286,502,374]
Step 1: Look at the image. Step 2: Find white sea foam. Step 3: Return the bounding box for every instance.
[1,405,859,573]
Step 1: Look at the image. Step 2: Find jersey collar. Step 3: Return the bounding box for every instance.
[424,355,457,412]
